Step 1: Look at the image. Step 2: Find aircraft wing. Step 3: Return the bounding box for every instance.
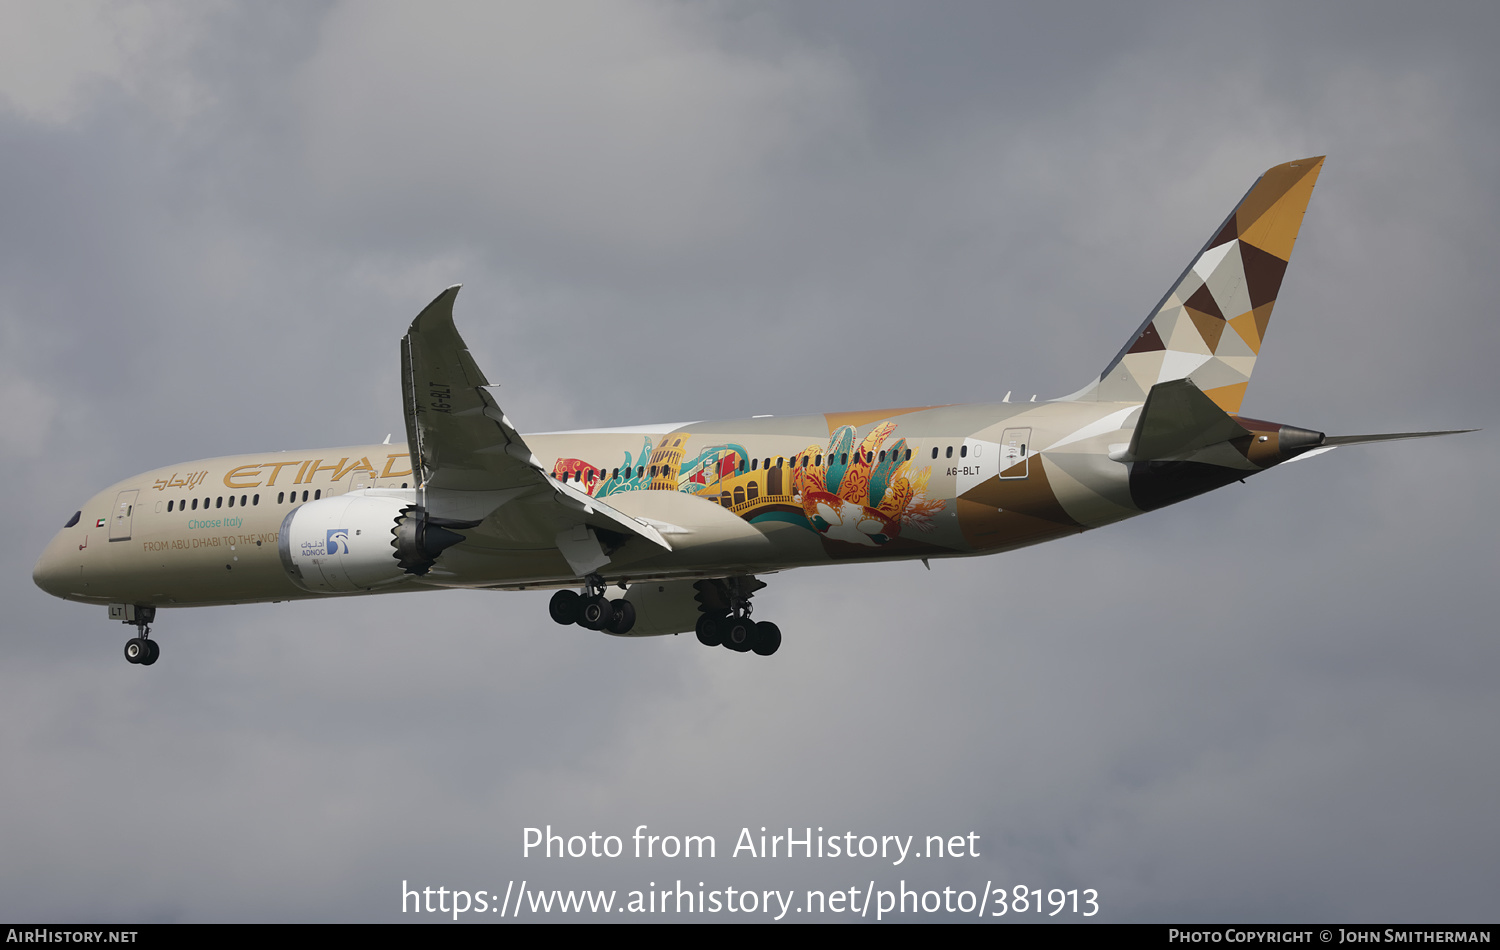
[400,286,671,575]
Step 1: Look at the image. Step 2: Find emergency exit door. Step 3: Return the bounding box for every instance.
[999,428,1031,479]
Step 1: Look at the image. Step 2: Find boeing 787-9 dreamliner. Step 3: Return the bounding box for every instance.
[32,157,1472,665]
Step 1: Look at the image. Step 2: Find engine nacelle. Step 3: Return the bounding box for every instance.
[277,493,464,593]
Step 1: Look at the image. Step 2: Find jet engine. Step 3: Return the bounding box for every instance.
[277,493,475,593]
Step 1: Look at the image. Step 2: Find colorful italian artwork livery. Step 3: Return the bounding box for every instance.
[549,423,941,548]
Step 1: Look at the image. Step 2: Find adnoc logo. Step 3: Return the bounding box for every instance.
[327,528,350,555]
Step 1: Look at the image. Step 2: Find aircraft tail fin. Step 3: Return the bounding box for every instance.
[1070,157,1325,412]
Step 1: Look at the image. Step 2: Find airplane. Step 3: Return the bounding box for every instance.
[32,156,1473,666]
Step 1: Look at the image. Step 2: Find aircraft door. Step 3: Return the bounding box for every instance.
[345,468,374,493]
[999,428,1032,479]
[109,489,139,541]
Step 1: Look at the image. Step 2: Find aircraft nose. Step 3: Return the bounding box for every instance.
[33,535,77,600]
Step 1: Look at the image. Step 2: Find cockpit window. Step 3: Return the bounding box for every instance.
[64,511,80,528]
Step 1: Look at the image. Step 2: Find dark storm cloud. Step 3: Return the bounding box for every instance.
[4,0,1495,923]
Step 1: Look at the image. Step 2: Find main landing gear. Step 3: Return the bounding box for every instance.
[114,604,159,666]
[548,574,637,635]
[692,576,780,657]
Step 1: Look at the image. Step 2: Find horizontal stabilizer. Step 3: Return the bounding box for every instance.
[1280,429,1476,464]
[1322,429,1478,447]
[1117,379,1250,462]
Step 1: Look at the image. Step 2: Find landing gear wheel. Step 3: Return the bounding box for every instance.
[751,621,781,657]
[140,639,160,666]
[577,595,615,631]
[549,590,581,625]
[721,615,755,652]
[696,611,727,647]
[124,638,145,664]
[605,599,636,635]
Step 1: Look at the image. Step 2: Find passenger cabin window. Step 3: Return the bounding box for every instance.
[278,492,285,504]
[960,445,968,458]
[931,447,939,459]
[945,446,953,459]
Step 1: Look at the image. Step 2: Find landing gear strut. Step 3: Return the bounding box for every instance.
[548,574,636,635]
[115,604,159,666]
[693,577,780,657]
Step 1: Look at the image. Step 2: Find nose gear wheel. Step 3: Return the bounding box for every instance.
[119,606,159,666]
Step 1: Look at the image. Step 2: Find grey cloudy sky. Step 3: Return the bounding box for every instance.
[4,0,1497,923]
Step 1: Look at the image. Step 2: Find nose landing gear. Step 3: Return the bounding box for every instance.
[111,604,159,666]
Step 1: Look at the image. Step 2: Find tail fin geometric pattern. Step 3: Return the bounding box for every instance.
[1080,157,1324,412]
